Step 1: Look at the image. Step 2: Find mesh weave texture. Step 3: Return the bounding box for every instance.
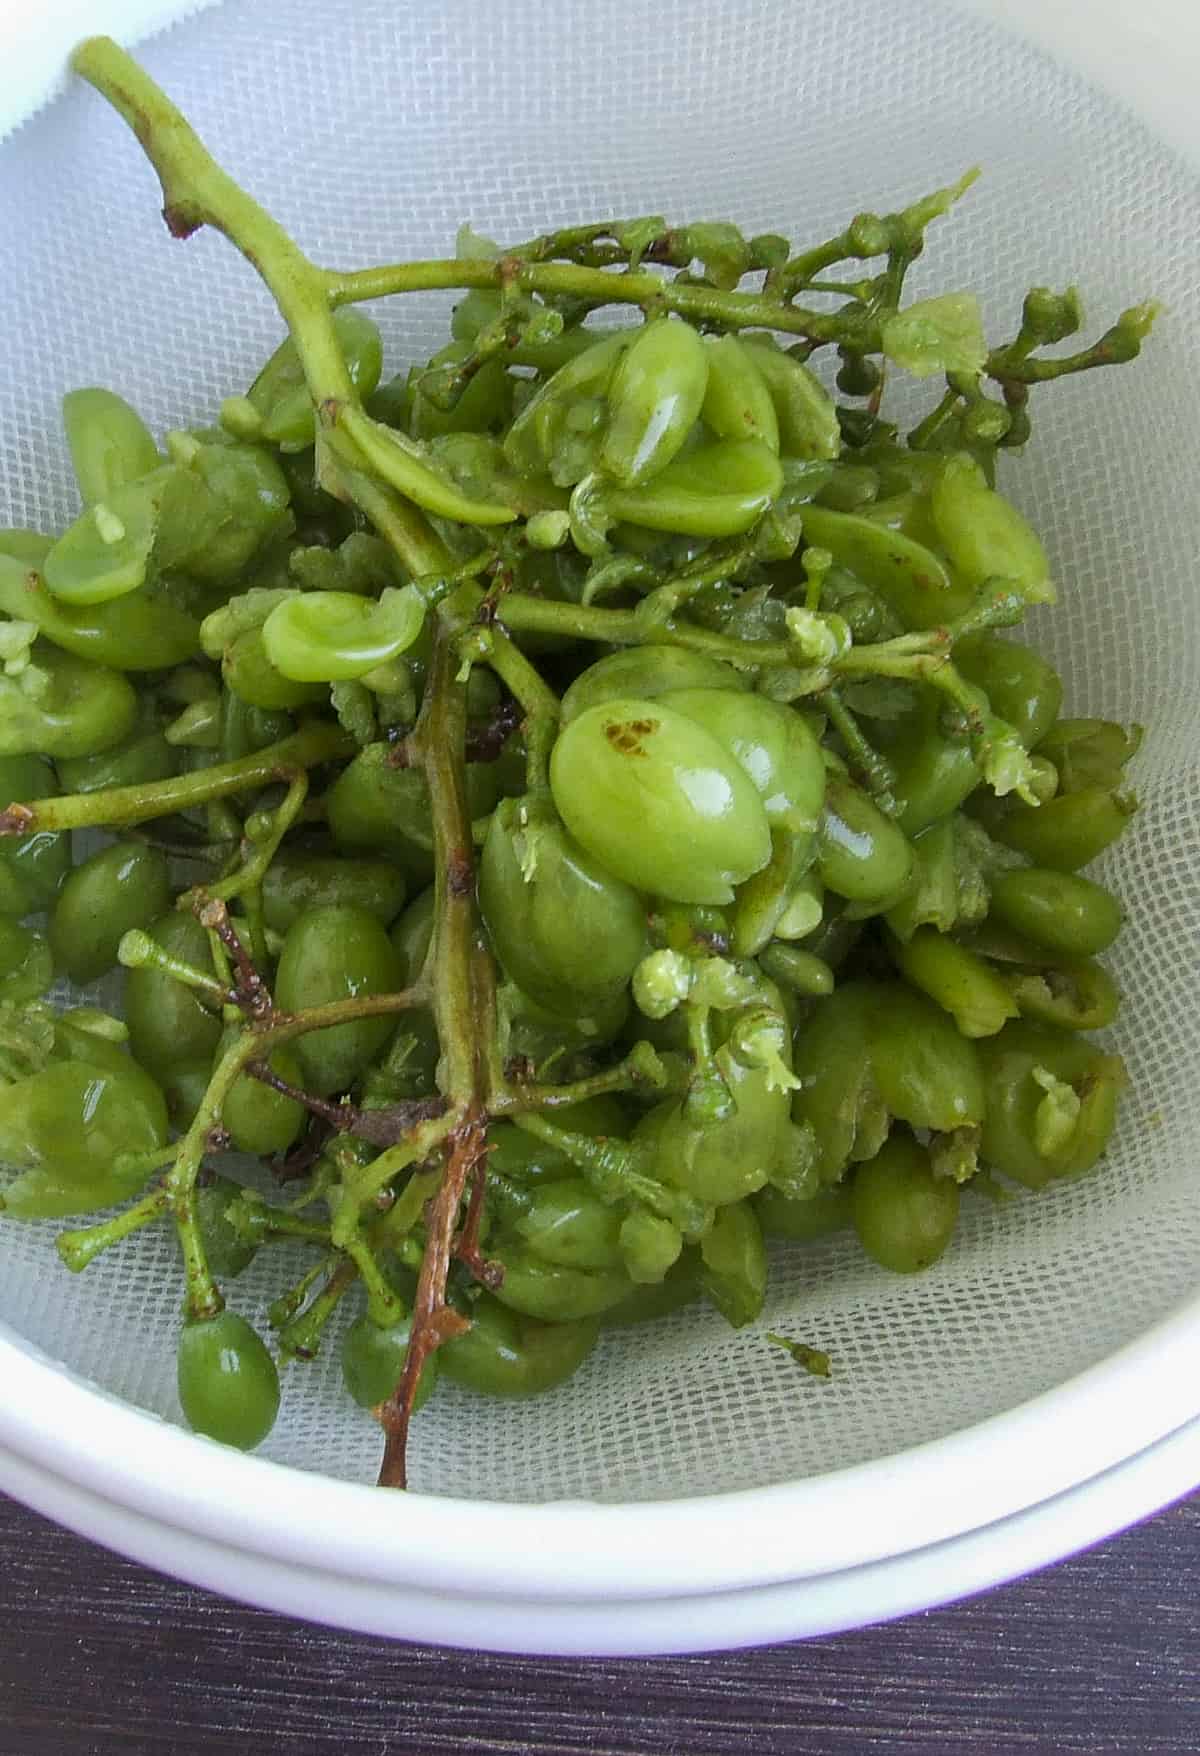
[1,0,1197,1502]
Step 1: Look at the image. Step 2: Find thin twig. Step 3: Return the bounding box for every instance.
[247,1061,448,1148]
[453,1155,504,1291]
[376,1110,487,1489]
[195,897,274,1021]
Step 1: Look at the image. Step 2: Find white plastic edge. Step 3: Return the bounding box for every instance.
[1,1382,1198,1654]
[9,2,1198,171]
[952,0,1200,172]
[2,1292,1199,1604]
[0,1,220,143]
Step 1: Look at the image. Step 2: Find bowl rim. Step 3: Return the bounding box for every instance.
[2,1398,1198,1654]
[2,1293,1199,1601]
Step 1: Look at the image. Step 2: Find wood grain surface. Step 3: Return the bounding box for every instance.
[0,1490,1195,1754]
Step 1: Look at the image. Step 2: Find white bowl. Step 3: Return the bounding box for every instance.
[1,0,1198,1652]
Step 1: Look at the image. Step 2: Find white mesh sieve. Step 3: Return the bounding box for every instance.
[1,0,1198,1505]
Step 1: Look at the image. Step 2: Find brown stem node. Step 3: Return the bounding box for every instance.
[447,851,475,899]
[195,896,274,1021]
[162,201,202,239]
[0,804,34,836]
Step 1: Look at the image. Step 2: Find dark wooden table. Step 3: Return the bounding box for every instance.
[0,1489,1195,1754]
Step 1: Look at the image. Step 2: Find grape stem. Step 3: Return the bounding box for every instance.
[0,723,352,836]
[247,1058,446,1139]
[328,256,876,347]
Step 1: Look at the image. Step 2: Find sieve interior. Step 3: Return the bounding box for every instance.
[1,0,1198,1505]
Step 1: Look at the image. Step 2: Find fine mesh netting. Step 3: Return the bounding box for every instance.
[1,0,1198,1503]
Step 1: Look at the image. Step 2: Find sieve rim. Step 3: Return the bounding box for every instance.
[0,1291,1198,1602]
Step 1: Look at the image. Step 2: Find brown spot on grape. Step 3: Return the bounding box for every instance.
[603,716,658,756]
